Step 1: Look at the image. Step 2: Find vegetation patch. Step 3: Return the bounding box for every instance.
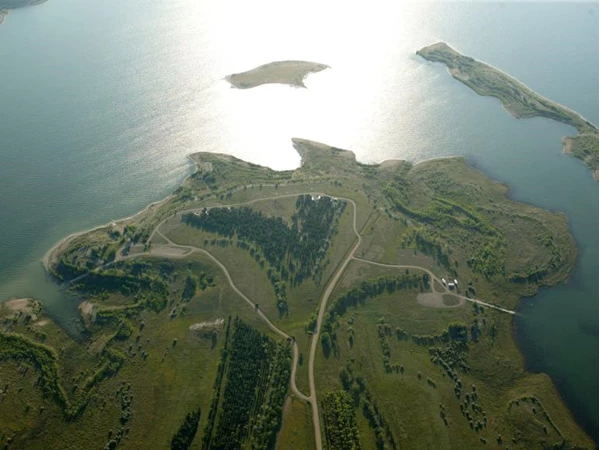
[322,390,361,450]
[202,317,291,450]
[183,195,345,314]
[171,408,201,450]
[24,140,590,449]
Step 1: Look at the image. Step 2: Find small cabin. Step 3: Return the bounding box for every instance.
[448,282,456,290]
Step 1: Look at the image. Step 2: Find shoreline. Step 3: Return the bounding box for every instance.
[22,137,593,445]
[430,41,597,128]
[225,60,330,89]
[562,136,573,155]
[513,294,598,442]
[420,41,599,180]
[39,141,567,277]
[39,145,455,274]
[41,155,197,272]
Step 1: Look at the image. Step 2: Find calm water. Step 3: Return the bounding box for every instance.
[0,0,597,439]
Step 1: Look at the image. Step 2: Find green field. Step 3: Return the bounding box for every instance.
[314,260,589,448]
[1,139,593,449]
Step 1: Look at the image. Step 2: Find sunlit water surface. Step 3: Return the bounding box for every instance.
[0,0,597,438]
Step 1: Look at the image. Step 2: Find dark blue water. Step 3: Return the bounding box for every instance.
[0,0,597,438]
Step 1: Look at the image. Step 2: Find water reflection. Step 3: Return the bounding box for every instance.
[0,0,597,436]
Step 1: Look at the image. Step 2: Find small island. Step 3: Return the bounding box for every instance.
[0,139,593,449]
[225,60,329,89]
[417,42,599,179]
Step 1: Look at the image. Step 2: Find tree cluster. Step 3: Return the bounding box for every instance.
[183,195,345,288]
[171,408,201,450]
[322,391,361,450]
[202,317,290,450]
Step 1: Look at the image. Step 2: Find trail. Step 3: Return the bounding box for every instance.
[352,257,516,316]
[62,191,516,450]
[153,226,312,403]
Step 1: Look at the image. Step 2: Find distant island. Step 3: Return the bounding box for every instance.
[225,60,329,89]
[0,0,48,24]
[417,42,599,180]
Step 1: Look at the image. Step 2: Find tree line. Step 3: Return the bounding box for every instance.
[202,317,290,450]
[183,196,345,286]
[322,390,361,450]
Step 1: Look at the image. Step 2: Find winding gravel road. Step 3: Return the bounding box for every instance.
[75,190,515,449]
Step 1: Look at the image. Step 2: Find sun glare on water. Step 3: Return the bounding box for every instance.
[161,0,443,170]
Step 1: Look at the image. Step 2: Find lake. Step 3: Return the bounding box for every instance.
[0,0,597,439]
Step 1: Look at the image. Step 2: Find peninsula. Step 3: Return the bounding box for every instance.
[225,60,329,89]
[0,140,593,449]
[417,42,599,179]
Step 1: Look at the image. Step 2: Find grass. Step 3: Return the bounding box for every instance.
[0,253,277,449]
[160,193,363,397]
[564,133,599,179]
[276,396,315,450]
[12,139,593,448]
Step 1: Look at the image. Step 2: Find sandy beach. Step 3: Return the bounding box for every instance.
[41,194,175,272]
[41,155,197,273]
[562,136,574,154]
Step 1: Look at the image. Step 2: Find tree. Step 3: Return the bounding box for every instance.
[321,332,332,357]
[339,367,352,390]
[171,408,201,450]
[182,275,197,301]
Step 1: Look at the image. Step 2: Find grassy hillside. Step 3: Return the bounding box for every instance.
[2,139,593,449]
[314,260,590,449]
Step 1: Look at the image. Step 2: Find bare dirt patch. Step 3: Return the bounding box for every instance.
[79,301,96,324]
[1,298,42,320]
[417,292,464,309]
[149,246,192,258]
[562,136,573,154]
